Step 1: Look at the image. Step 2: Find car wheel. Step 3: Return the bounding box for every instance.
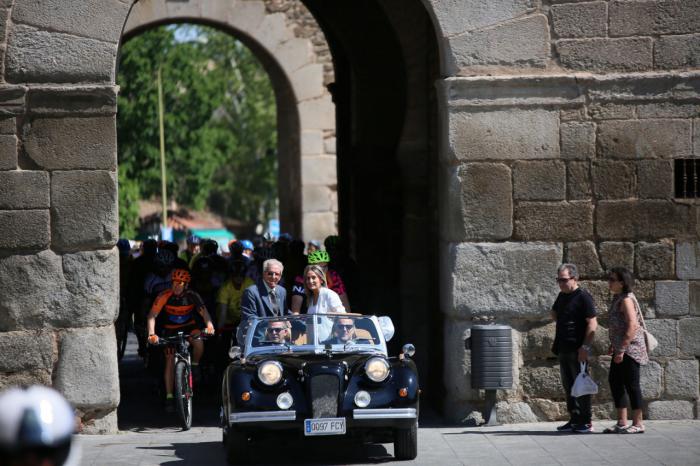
[393,421,418,460]
[225,426,249,465]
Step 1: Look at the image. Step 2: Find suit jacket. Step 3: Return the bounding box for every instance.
[241,281,288,320]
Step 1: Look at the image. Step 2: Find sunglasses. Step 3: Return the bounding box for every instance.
[336,324,354,330]
[607,277,620,282]
[268,327,286,333]
[555,277,573,283]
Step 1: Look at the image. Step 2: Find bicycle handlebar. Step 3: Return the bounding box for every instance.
[150,332,212,346]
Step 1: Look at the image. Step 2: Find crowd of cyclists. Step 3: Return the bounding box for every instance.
[116,233,358,412]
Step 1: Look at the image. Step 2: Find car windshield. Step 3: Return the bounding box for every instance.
[238,314,386,355]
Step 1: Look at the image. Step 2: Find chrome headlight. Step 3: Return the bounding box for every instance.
[257,361,283,386]
[276,392,294,410]
[354,390,371,408]
[364,357,390,382]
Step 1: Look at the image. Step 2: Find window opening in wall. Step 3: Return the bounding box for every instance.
[675,159,700,199]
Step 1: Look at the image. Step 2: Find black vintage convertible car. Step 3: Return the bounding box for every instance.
[220,313,419,464]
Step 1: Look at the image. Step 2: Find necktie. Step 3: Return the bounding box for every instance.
[269,289,279,315]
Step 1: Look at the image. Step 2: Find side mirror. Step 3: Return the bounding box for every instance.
[228,346,242,360]
[377,316,395,342]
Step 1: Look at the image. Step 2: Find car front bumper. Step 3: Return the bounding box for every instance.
[228,407,417,430]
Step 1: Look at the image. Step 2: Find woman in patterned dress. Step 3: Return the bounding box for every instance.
[605,267,648,434]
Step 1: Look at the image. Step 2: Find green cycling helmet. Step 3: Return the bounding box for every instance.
[308,250,330,264]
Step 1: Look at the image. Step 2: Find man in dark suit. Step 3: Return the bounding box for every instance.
[241,259,288,319]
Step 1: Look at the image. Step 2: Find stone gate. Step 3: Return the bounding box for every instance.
[0,0,698,431]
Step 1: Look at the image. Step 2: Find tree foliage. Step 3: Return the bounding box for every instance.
[117,25,277,238]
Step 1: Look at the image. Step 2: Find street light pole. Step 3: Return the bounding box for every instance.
[157,65,168,230]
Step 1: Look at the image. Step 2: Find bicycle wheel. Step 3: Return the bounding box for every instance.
[174,361,193,430]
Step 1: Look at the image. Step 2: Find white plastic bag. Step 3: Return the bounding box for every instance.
[571,362,598,398]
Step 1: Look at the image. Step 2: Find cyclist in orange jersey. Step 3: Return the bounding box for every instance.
[147,269,214,411]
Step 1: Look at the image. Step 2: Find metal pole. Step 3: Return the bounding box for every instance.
[157,66,168,229]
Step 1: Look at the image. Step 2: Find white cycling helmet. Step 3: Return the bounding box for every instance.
[0,386,77,466]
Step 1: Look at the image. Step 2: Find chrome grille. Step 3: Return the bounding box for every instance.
[310,374,339,418]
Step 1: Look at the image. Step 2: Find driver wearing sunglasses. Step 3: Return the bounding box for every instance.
[323,317,357,345]
[265,320,290,343]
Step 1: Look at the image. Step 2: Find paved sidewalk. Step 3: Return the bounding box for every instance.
[78,420,700,466]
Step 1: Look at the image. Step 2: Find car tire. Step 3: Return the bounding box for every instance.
[225,426,249,465]
[393,421,418,460]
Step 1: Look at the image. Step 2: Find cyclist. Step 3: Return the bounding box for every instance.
[290,250,350,313]
[307,239,321,254]
[147,269,215,412]
[180,235,200,266]
[215,259,254,372]
[129,239,157,356]
[240,240,254,264]
[160,240,188,270]
[324,235,359,305]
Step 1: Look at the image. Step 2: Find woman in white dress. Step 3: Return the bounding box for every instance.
[303,265,345,340]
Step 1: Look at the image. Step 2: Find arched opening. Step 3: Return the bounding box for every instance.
[117,23,281,240]
[300,0,443,412]
[116,22,291,427]
[121,20,301,238]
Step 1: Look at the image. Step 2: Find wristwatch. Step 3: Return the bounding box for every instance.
[581,344,591,352]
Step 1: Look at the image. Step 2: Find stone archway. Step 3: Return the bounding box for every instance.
[3,0,697,433]
[122,0,338,239]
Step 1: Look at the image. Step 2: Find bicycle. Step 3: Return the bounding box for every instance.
[151,332,208,430]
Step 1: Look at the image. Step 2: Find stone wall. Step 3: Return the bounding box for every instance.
[0,0,338,432]
[1,0,699,432]
[432,0,700,422]
[0,0,125,429]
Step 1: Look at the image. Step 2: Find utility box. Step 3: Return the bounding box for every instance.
[469,324,513,390]
[465,324,513,426]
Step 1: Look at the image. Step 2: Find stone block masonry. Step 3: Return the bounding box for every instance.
[608,0,700,37]
[51,171,118,251]
[557,37,653,72]
[551,1,607,39]
[2,0,700,429]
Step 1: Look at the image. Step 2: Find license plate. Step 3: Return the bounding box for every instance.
[304,417,346,436]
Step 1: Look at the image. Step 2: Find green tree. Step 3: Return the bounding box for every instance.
[117,25,277,236]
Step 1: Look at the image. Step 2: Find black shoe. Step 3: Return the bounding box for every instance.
[165,398,175,413]
[557,421,573,432]
[573,423,594,433]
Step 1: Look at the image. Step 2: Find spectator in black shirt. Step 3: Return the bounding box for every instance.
[551,263,598,433]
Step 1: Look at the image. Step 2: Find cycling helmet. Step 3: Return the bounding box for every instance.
[171,268,191,283]
[153,249,175,269]
[0,386,76,466]
[279,232,293,242]
[229,241,244,256]
[116,239,131,256]
[201,239,219,256]
[308,250,330,264]
[324,235,340,250]
[240,240,254,251]
[186,235,201,245]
